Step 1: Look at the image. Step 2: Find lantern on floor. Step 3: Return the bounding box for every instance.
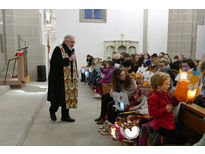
[121,120,140,140]
[109,122,124,141]
[115,119,140,140]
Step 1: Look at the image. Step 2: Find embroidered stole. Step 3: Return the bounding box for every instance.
[59,45,78,109]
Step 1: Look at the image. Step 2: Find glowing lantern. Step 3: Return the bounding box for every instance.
[174,69,200,103]
[123,126,140,140]
[173,80,189,102]
[112,119,140,140]
[110,125,117,140]
[187,89,197,102]
[180,72,188,81]
[119,120,140,140]
[109,123,124,141]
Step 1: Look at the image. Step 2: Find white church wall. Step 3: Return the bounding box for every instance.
[55,9,144,68]
[147,9,169,55]
[196,23,205,60]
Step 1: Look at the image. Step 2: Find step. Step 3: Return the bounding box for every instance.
[0,85,9,95]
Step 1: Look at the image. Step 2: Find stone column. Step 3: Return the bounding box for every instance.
[143,9,148,54]
[167,9,205,59]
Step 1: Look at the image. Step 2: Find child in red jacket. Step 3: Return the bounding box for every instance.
[148,72,187,145]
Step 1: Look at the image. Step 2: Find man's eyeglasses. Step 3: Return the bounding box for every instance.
[68,40,75,43]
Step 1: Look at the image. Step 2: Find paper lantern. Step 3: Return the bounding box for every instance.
[110,124,118,140]
[174,69,200,103]
[187,89,197,102]
[123,126,140,140]
[173,80,189,102]
[113,118,140,140]
[115,120,140,140]
[109,123,124,141]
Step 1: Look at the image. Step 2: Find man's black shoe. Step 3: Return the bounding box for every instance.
[61,117,75,122]
[50,112,57,121]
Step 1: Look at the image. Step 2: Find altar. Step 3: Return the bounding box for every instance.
[104,40,139,60]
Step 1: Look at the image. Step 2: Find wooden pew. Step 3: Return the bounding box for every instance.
[180,102,205,145]
[102,83,112,95]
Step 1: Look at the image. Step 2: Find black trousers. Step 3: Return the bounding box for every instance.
[107,101,116,124]
[81,73,85,82]
[100,93,113,119]
[157,127,187,144]
[49,101,69,119]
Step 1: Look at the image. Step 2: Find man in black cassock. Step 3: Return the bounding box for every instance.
[47,35,78,122]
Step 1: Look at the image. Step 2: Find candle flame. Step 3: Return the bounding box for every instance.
[110,127,117,139]
[187,89,197,101]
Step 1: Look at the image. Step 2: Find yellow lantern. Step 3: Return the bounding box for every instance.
[187,89,197,102]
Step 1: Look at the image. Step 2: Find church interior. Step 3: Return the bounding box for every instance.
[0,8,205,148]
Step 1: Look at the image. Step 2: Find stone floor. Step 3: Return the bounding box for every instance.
[0,81,121,146]
[23,82,120,146]
[0,82,47,146]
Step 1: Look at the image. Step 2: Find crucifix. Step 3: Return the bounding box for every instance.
[120,33,125,40]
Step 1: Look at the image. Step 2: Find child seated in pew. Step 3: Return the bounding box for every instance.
[129,84,153,116]
[123,83,153,134]
[147,72,187,145]
[134,73,144,100]
[194,60,205,108]
[88,59,102,88]
[81,54,94,82]
[87,60,107,84]
[93,61,114,98]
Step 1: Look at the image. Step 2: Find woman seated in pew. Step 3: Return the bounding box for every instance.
[122,60,136,80]
[94,67,137,125]
[147,72,187,145]
[93,61,114,98]
[194,60,205,108]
